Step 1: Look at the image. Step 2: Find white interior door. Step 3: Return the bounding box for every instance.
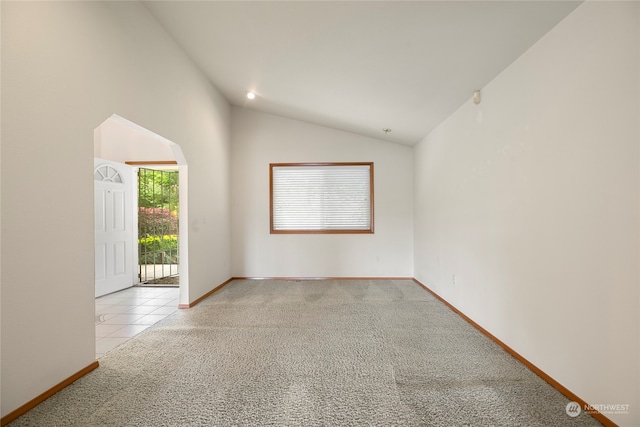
[94,159,135,297]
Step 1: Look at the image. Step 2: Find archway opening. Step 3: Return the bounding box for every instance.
[94,114,189,305]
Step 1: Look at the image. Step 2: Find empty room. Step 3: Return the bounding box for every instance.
[1,1,638,426]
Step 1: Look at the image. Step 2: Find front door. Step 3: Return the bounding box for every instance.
[94,159,135,297]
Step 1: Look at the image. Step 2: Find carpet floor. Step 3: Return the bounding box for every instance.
[10,279,601,426]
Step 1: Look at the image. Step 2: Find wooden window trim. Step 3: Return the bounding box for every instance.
[125,161,178,166]
[270,162,374,234]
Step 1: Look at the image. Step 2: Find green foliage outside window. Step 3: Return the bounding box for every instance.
[138,168,179,265]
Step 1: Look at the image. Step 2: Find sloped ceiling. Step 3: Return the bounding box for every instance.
[144,1,582,145]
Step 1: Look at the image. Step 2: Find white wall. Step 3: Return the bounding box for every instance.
[0,1,230,417]
[231,107,413,278]
[414,2,639,426]
[94,116,178,164]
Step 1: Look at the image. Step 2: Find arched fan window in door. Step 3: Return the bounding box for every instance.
[94,165,123,183]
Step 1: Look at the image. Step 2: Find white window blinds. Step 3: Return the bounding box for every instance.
[270,163,374,233]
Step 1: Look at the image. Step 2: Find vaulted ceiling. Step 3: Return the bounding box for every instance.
[143,1,581,145]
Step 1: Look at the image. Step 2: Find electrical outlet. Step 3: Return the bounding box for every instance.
[452,274,456,285]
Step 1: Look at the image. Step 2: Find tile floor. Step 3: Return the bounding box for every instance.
[95,286,180,358]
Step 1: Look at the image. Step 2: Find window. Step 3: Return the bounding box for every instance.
[94,165,123,183]
[270,162,374,234]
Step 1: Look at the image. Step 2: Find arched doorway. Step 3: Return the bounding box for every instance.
[94,114,189,305]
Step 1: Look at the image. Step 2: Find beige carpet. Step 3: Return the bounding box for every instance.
[9,279,601,426]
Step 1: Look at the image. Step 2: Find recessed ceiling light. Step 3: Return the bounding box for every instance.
[246,91,256,100]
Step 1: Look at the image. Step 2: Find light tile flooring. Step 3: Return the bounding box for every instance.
[95,286,180,358]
